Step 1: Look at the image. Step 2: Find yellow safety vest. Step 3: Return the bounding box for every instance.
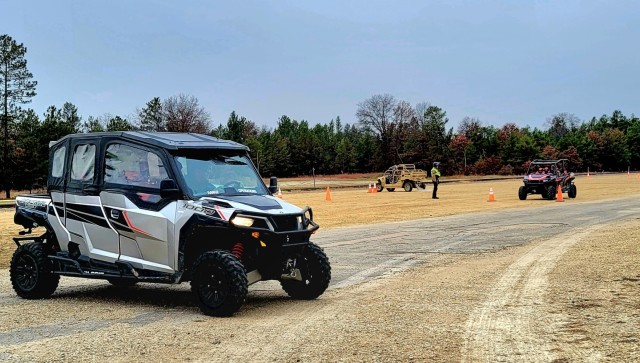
[431,167,440,181]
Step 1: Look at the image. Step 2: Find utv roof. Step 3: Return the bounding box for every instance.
[50,131,249,151]
[530,159,569,164]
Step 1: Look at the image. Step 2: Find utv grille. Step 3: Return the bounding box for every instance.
[271,215,300,232]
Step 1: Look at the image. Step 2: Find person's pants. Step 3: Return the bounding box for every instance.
[432,181,438,198]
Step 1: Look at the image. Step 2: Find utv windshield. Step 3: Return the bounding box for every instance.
[527,163,556,175]
[174,151,268,198]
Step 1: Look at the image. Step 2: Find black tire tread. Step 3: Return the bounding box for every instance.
[190,250,248,317]
[546,185,557,200]
[10,242,59,299]
[281,243,331,300]
[518,186,527,200]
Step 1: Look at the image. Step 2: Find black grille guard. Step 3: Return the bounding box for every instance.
[228,206,319,234]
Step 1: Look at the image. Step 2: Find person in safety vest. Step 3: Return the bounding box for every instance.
[431,162,441,199]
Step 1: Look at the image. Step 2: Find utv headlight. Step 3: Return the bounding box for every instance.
[231,216,255,227]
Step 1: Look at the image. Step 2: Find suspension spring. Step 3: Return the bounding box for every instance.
[231,242,245,261]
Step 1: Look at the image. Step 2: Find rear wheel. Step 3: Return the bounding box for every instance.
[191,250,248,317]
[376,181,383,192]
[386,188,395,192]
[568,184,577,198]
[281,243,331,300]
[10,242,59,299]
[546,185,557,200]
[403,181,413,192]
[518,186,527,200]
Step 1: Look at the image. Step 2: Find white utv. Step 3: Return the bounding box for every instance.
[11,132,330,316]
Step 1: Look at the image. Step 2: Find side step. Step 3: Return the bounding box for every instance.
[49,254,174,283]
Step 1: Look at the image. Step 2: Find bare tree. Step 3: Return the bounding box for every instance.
[164,94,210,133]
[414,101,431,125]
[390,100,420,164]
[356,94,399,167]
[546,113,580,141]
[393,100,416,125]
[356,94,396,138]
[457,116,482,137]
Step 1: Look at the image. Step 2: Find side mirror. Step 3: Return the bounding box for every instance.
[268,176,278,194]
[160,179,181,199]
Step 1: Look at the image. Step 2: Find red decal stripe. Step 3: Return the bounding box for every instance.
[123,211,149,235]
[215,206,227,221]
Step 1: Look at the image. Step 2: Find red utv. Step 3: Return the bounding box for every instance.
[519,159,577,200]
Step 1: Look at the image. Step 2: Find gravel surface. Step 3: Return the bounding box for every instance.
[0,174,638,361]
[1,219,637,362]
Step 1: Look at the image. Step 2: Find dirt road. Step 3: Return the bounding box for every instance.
[0,174,638,362]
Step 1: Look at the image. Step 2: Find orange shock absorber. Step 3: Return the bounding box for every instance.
[231,242,245,261]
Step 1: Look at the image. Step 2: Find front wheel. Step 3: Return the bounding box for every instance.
[376,181,384,193]
[191,250,248,317]
[281,243,331,300]
[568,184,577,198]
[546,185,557,200]
[403,181,413,192]
[10,242,59,299]
[518,186,527,200]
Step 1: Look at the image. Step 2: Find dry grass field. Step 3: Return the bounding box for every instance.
[282,173,640,228]
[1,173,639,269]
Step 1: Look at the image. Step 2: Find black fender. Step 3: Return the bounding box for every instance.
[14,206,50,230]
[14,206,60,252]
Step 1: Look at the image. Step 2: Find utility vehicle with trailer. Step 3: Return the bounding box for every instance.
[376,164,430,192]
[10,132,330,316]
[519,159,577,200]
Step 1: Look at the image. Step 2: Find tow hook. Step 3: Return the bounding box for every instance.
[281,258,303,281]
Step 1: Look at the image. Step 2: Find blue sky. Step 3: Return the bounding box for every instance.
[6,0,639,131]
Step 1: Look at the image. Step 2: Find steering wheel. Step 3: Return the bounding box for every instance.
[224,180,243,189]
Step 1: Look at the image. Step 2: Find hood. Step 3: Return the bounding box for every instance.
[215,195,282,210]
[200,195,303,215]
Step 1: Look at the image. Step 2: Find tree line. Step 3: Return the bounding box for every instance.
[2,34,639,197]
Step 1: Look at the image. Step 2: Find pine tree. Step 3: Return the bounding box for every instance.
[138,97,165,131]
[0,35,37,198]
[106,116,135,131]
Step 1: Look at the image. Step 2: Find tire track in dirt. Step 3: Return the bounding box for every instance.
[461,225,601,362]
[194,275,399,363]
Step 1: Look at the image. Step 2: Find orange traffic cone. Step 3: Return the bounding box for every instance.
[487,187,496,202]
[325,186,332,201]
[277,188,283,199]
[556,184,564,202]
[372,182,378,193]
[367,183,372,193]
